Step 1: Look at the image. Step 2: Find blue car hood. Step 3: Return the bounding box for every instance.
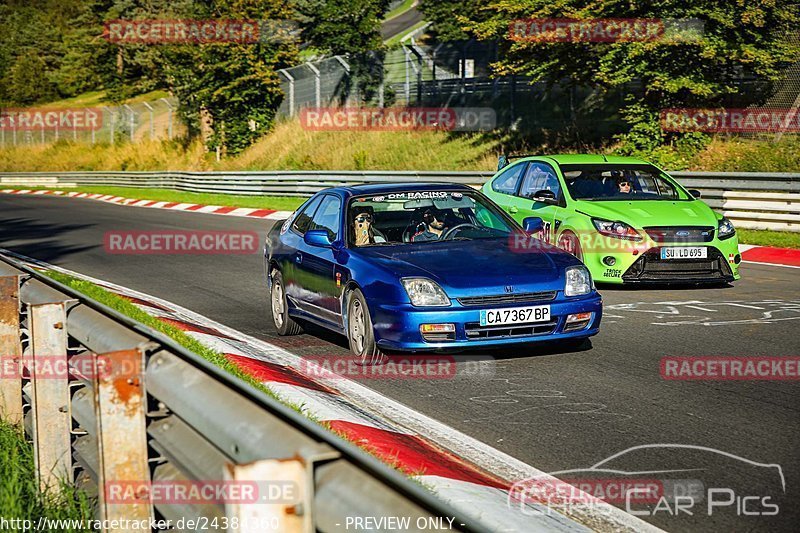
[357,238,572,294]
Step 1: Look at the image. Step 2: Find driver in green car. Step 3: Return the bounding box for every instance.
[412,208,449,242]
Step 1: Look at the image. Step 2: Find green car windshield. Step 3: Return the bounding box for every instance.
[561,164,689,201]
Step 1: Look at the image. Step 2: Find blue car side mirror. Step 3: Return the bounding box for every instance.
[304,229,333,247]
[522,217,544,233]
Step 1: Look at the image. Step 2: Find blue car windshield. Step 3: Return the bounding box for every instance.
[561,164,689,201]
[348,190,516,247]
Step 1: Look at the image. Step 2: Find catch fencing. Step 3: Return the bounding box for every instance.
[0,97,180,147]
[0,254,488,532]
[1,170,798,232]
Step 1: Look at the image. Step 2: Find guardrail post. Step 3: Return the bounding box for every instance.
[29,301,72,493]
[94,347,152,527]
[224,459,307,532]
[0,275,23,425]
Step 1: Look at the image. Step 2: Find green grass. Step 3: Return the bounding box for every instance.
[0,421,94,531]
[42,90,171,109]
[385,20,429,47]
[13,186,305,212]
[383,0,416,21]
[737,229,800,249]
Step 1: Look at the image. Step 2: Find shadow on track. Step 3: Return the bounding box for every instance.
[0,217,98,262]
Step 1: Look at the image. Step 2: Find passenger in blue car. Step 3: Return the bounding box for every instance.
[412,208,449,242]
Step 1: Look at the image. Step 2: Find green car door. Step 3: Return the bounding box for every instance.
[514,160,566,245]
[483,160,528,216]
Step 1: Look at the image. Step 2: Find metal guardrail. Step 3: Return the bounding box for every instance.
[1,170,798,231]
[0,254,489,533]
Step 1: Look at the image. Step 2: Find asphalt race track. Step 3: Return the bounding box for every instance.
[2,193,798,532]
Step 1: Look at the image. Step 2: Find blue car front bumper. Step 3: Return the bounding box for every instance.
[370,293,602,352]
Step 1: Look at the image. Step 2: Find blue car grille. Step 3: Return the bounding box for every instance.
[457,291,557,307]
[644,226,715,243]
[465,320,558,339]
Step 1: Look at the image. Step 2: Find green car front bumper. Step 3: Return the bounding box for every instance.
[583,236,742,284]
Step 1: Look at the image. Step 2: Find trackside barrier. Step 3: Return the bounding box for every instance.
[0,254,490,532]
[0,170,798,231]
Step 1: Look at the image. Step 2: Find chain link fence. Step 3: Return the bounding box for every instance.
[276,39,798,143]
[0,97,180,148]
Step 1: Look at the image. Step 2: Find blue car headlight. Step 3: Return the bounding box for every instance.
[565,266,592,297]
[718,217,736,240]
[401,278,450,307]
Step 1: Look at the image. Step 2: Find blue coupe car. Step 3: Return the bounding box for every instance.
[265,183,602,364]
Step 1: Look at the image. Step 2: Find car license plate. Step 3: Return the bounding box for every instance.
[660,246,707,259]
[480,305,551,326]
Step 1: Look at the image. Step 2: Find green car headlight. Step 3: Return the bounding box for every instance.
[591,218,642,241]
[718,217,736,240]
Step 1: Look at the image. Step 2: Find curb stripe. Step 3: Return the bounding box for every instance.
[327,420,508,489]
[740,246,800,267]
[225,353,336,394]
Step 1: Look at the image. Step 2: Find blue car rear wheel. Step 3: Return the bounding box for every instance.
[270,270,303,336]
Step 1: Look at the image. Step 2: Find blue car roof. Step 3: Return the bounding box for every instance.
[334,182,474,197]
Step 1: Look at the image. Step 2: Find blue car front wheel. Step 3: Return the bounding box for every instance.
[347,289,387,366]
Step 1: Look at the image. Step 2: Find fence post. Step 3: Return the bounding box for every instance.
[94,346,152,527]
[0,275,23,425]
[306,62,321,108]
[403,46,412,104]
[279,70,296,117]
[29,300,72,493]
[143,102,154,140]
[224,459,306,532]
[160,98,174,139]
[103,107,115,145]
[124,104,135,142]
[334,56,351,106]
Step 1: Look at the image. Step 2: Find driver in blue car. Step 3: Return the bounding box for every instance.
[412,208,448,242]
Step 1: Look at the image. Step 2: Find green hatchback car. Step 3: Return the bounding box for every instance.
[482,154,741,284]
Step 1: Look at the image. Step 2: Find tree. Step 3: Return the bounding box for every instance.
[419,0,800,153]
[154,0,299,154]
[295,0,391,103]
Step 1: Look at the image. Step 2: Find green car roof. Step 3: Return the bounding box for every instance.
[517,154,652,166]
